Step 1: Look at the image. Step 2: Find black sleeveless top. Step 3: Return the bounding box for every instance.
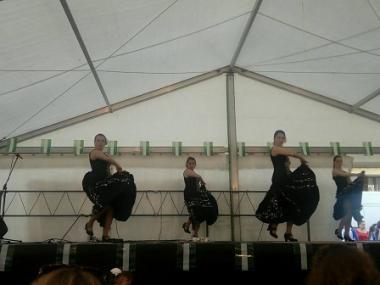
[333,175,348,196]
[89,157,110,182]
[270,153,289,186]
[184,176,200,200]
[184,176,199,189]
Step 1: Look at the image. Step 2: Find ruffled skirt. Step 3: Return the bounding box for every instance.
[82,171,136,226]
[184,185,218,225]
[333,176,363,223]
[256,164,320,226]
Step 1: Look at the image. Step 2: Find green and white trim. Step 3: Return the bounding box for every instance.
[203,142,213,156]
[237,142,246,157]
[73,140,84,156]
[108,140,118,156]
[299,142,310,156]
[172,141,182,156]
[330,142,341,156]
[140,141,150,156]
[40,139,52,155]
[266,142,273,153]
[363,141,373,156]
[7,137,17,153]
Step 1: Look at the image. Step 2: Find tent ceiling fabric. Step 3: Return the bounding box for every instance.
[238,0,380,106]
[1,0,380,140]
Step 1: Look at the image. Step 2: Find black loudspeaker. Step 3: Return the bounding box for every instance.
[0,217,8,238]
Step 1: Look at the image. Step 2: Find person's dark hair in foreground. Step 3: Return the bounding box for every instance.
[307,244,380,285]
[32,265,102,285]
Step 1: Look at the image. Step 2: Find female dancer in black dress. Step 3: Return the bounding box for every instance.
[182,157,218,239]
[82,134,136,241]
[256,130,320,241]
[332,155,365,241]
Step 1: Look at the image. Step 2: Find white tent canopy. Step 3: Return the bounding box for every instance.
[1,0,380,141]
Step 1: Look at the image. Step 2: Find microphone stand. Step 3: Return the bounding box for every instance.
[1,154,22,243]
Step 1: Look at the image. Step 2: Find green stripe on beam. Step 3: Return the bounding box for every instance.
[172,141,182,156]
[40,139,52,155]
[363,141,373,156]
[7,138,17,153]
[299,142,310,156]
[140,141,150,156]
[330,142,341,156]
[73,140,84,156]
[108,140,118,156]
[203,142,213,156]
[238,142,246,157]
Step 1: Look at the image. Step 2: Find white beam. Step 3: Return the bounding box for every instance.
[0,68,226,146]
[234,67,380,123]
[352,87,380,111]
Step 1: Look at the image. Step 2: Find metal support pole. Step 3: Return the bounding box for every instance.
[60,0,112,110]
[226,73,239,241]
[230,0,263,67]
[307,220,311,242]
[352,86,380,111]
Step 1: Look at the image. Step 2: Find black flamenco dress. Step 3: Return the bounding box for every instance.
[333,175,364,223]
[184,176,218,226]
[256,154,319,226]
[82,157,136,226]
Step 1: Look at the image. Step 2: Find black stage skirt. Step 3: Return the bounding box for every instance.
[185,185,218,226]
[256,164,320,226]
[82,171,136,226]
[333,176,364,223]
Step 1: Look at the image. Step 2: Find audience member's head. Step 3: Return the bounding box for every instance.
[32,265,102,285]
[105,268,134,285]
[359,221,367,230]
[307,244,380,285]
[113,271,133,285]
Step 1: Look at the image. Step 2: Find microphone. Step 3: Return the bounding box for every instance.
[15,153,23,160]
